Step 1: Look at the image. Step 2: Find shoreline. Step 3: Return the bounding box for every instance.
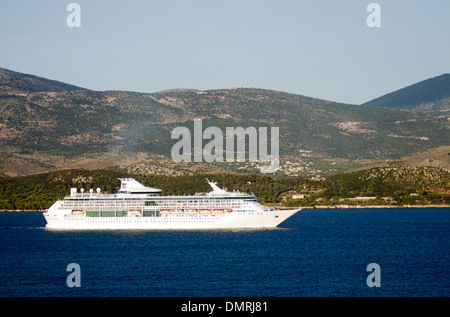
[1,204,449,212]
[301,204,450,209]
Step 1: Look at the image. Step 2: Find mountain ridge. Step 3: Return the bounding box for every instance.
[0,67,87,92]
[1,67,448,177]
[363,73,450,115]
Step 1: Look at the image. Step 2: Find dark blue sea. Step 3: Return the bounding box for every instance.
[0,208,449,298]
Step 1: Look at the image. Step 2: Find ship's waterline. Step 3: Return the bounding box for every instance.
[43,178,300,230]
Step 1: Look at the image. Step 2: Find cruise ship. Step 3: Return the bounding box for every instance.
[43,178,300,230]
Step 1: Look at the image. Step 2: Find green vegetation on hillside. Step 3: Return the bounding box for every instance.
[0,166,448,211]
[2,67,450,175]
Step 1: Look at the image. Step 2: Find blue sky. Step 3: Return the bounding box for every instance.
[1,0,449,104]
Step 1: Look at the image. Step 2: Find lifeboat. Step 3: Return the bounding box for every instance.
[127,210,141,217]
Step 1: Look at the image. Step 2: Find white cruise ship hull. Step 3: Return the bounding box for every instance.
[43,208,300,230]
[43,178,301,230]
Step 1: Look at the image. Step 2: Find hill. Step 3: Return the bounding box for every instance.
[325,165,450,197]
[0,167,448,210]
[0,67,87,92]
[363,74,450,115]
[0,68,449,177]
[400,145,450,169]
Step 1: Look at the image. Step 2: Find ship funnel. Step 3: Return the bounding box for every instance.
[206,179,227,194]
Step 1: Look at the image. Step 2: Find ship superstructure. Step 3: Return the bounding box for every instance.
[43,178,300,229]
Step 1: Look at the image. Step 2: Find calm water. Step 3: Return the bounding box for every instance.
[0,208,448,297]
